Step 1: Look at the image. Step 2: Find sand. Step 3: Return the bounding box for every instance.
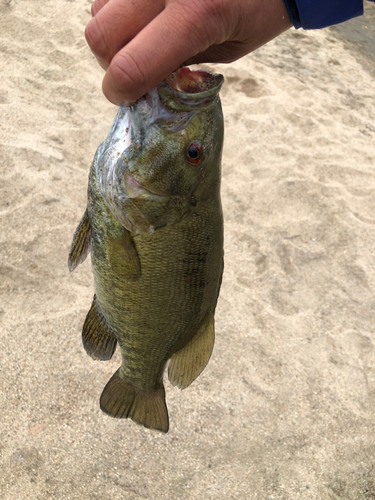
[1,1,375,498]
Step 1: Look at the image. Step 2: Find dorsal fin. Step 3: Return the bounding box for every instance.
[168,313,215,389]
[82,296,117,361]
[68,208,91,272]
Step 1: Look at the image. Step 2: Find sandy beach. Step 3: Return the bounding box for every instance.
[1,1,375,498]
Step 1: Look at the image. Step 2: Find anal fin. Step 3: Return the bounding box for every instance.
[100,370,169,433]
[168,313,215,389]
[68,208,91,272]
[82,296,117,361]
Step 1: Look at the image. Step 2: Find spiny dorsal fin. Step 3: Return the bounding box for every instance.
[82,296,117,361]
[168,313,215,389]
[108,229,141,281]
[100,370,169,433]
[68,208,91,272]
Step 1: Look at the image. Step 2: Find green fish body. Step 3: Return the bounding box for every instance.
[68,69,224,432]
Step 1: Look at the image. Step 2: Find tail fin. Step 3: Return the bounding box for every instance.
[100,370,169,433]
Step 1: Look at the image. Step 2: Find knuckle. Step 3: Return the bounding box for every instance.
[201,0,232,39]
[173,0,228,46]
[109,51,148,97]
[176,0,224,21]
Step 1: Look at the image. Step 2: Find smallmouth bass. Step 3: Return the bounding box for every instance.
[68,68,224,432]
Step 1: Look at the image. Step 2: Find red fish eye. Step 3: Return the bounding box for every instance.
[186,142,202,165]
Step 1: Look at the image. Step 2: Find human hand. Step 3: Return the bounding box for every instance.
[85,0,292,105]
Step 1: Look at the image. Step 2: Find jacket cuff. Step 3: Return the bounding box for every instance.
[283,0,302,29]
[283,0,364,30]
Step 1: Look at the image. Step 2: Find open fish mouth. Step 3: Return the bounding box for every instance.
[165,67,223,94]
[159,67,224,112]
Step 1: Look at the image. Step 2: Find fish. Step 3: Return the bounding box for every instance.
[68,67,224,433]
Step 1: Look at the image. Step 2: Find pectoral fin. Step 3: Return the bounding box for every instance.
[168,313,215,389]
[108,228,141,281]
[68,208,91,272]
[82,296,117,361]
[100,370,169,433]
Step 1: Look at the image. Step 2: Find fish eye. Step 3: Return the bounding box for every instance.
[186,142,202,165]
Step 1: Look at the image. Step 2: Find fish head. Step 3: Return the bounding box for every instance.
[129,68,224,198]
[96,68,224,234]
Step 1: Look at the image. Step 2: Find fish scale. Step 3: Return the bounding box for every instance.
[68,68,224,432]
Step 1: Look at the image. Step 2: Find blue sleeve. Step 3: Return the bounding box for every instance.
[283,0,365,29]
